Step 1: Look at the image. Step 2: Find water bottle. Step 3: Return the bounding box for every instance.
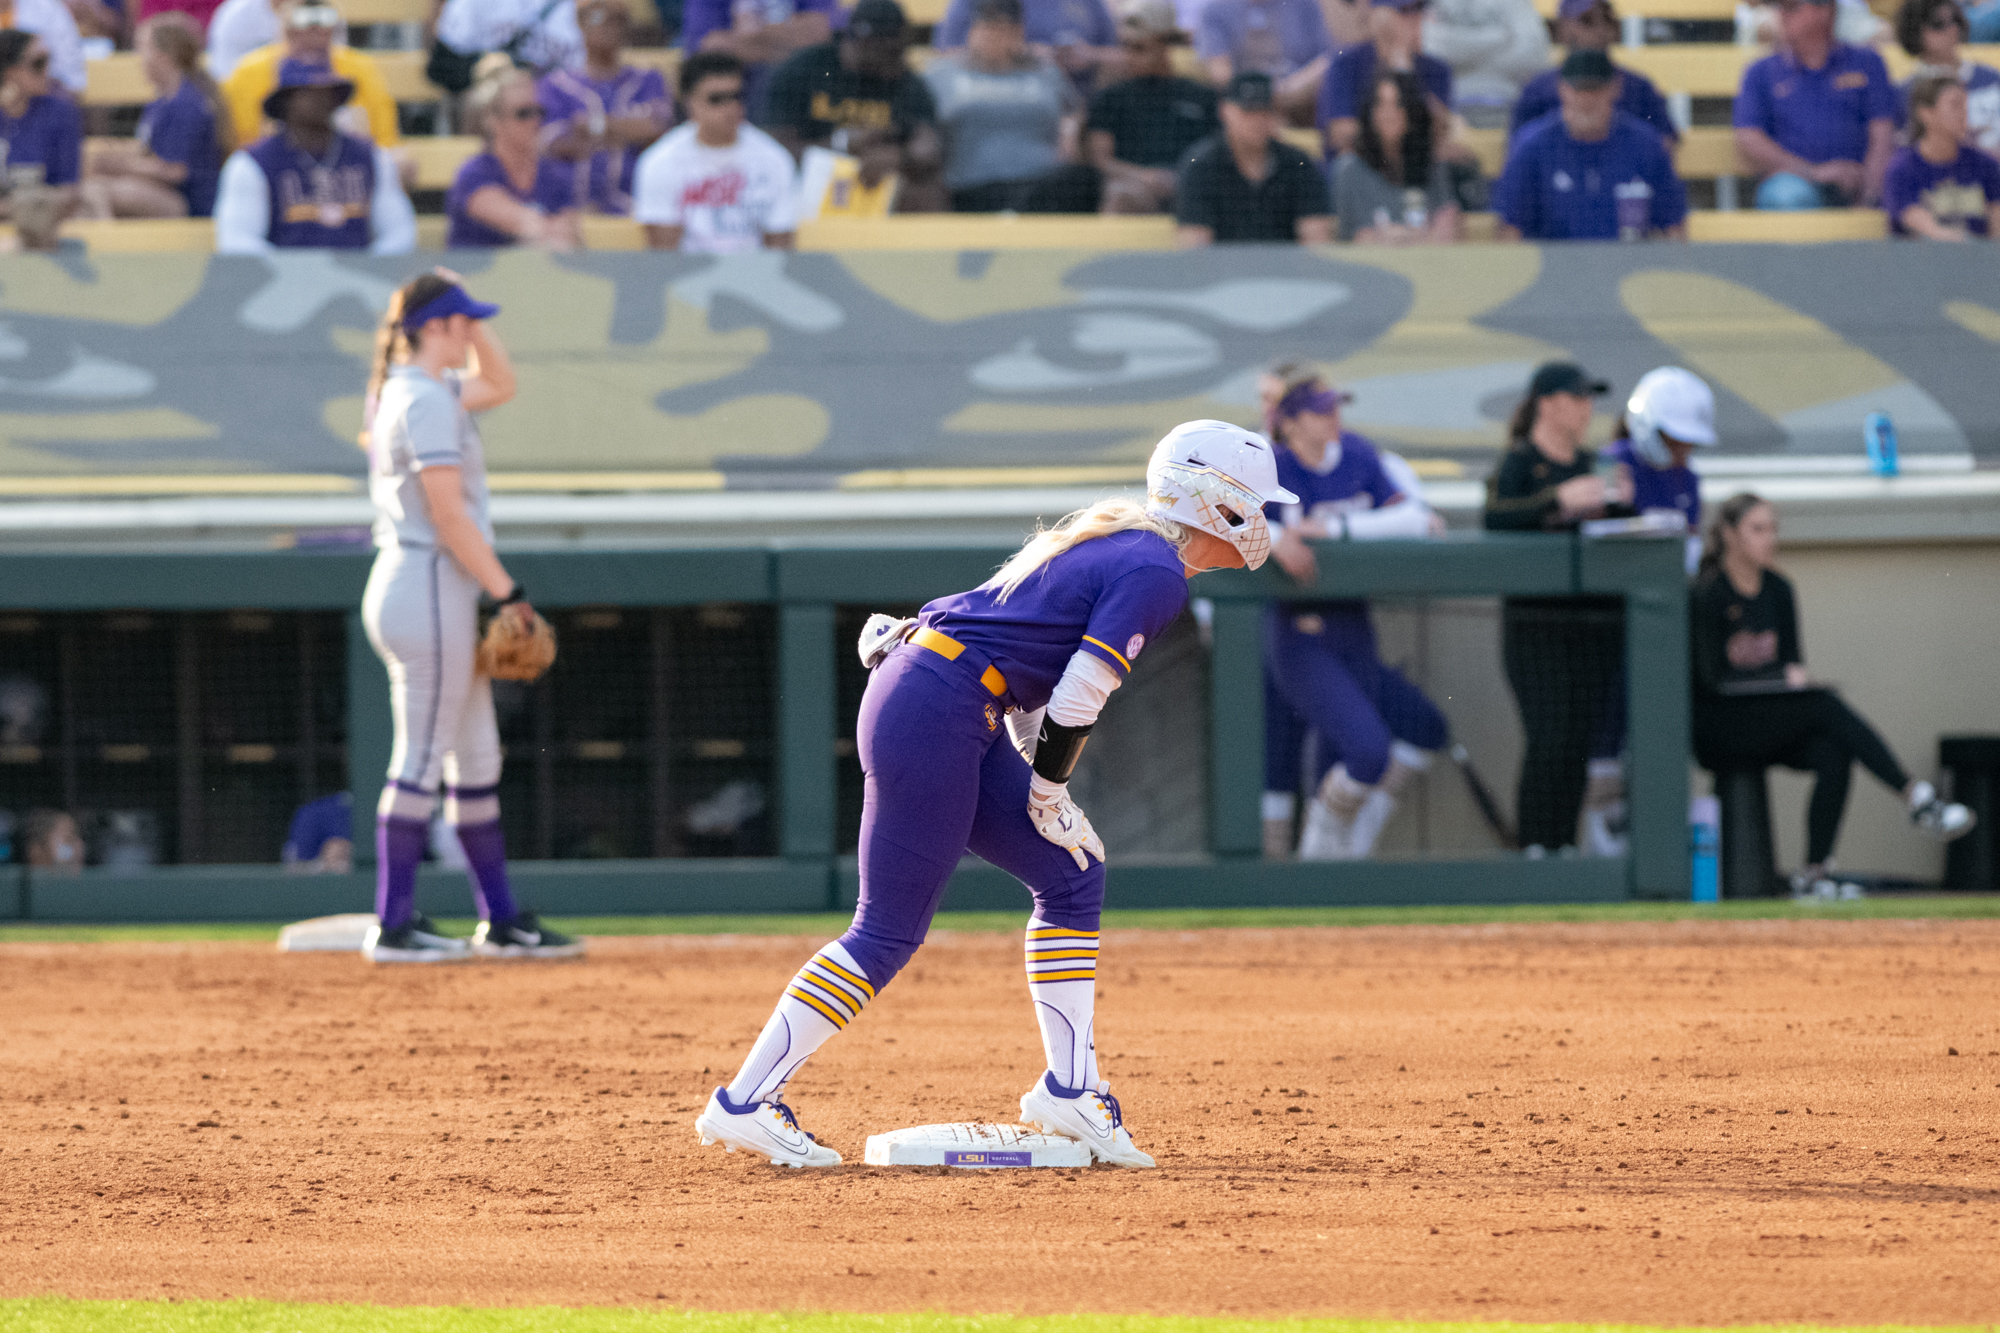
[1690,796,1720,902]
[1863,411,1899,477]
[1614,179,1653,241]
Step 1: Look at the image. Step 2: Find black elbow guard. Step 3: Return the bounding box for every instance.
[1033,718,1095,783]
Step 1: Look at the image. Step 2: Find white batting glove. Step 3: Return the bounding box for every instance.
[1027,772,1106,871]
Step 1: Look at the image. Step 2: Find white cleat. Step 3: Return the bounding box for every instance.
[1909,781,1977,842]
[1019,1072,1156,1169]
[693,1087,841,1168]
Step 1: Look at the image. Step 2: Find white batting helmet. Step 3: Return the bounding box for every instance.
[1625,367,1717,469]
[1144,420,1298,571]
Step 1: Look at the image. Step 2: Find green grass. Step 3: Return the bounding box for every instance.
[1,896,1997,945]
[0,1304,1984,1333]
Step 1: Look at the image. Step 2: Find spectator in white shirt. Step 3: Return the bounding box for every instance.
[434,0,586,75]
[14,0,84,94]
[633,51,799,251]
[205,0,279,79]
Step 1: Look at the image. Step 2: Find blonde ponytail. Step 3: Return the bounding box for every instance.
[990,496,1186,603]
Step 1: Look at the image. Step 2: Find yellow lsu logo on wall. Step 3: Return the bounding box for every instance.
[984,703,999,732]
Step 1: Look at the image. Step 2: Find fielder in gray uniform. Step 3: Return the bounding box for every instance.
[358,270,582,964]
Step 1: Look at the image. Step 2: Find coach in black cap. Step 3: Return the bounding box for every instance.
[762,0,947,209]
[1483,359,1637,855]
[1174,71,1332,245]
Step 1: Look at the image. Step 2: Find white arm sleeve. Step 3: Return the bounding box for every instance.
[213,152,272,254]
[369,147,418,255]
[1047,650,1122,728]
[1341,499,1436,540]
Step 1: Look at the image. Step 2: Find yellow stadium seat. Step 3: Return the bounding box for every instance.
[1617,44,1758,97]
[1279,125,1324,162]
[623,47,681,88]
[370,49,439,103]
[1686,208,1887,240]
[83,53,150,106]
[334,0,429,24]
[903,0,950,23]
[402,135,483,189]
[797,213,1179,249]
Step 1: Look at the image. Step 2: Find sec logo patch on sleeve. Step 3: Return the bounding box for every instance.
[1126,634,1146,661]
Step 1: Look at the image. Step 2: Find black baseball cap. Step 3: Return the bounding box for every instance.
[1223,70,1275,109]
[1558,48,1618,87]
[1529,361,1610,398]
[846,0,907,37]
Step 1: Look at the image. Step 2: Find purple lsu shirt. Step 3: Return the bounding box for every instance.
[536,65,670,215]
[0,92,82,188]
[1881,142,2000,235]
[919,528,1189,711]
[446,151,578,246]
[140,80,222,216]
[247,130,376,247]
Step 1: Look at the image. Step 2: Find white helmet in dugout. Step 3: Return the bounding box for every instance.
[1625,367,1718,470]
[1144,419,1299,571]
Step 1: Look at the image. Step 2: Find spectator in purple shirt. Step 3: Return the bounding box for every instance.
[1320,0,1451,155]
[1510,0,1678,147]
[684,0,835,116]
[1196,0,1331,126]
[0,29,81,220]
[1733,0,1897,208]
[448,64,582,248]
[538,0,671,215]
[82,13,229,218]
[1884,72,2000,235]
[1495,49,1686,239]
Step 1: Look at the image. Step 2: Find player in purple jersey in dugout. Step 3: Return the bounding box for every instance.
[695,421,1297,1170]
[1258,368,1449,862]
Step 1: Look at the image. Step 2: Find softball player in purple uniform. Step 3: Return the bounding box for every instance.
[358,271,582,965]
[1261,378,1446,861]
[695,421,1295,1169]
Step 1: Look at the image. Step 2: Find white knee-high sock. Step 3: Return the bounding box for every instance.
[1026,918,1101,1093]
[724,941,874,1105]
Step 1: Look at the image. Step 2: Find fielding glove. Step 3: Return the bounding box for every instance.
[1027,772,1105,872]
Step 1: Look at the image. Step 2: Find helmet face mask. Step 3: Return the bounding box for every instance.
[1143,419,1296,572]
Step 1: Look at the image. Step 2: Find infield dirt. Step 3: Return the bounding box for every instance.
[3,918,1997,1325]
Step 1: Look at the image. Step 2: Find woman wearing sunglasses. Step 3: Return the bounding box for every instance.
[0,30,82,226]
[446,58,581,248]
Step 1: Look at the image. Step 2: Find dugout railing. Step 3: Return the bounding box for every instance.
[0,532,1688,922]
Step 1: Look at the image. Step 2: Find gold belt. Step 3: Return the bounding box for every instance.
[910,627,1008,698]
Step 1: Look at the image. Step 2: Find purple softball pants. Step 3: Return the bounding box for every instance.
[1263,604,1448,788]
[836,643,1105,993]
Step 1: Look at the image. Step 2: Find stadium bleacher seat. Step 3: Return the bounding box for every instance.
[796,213,1180,249]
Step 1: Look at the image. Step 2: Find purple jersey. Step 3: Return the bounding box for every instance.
[1319,43,1452,127]
[1494,109,1688,240]
[1732,43,1896,166]
[139,80,221,217]
[1603,438,1699,527]
[1266,432,1402,616]
[246,130,376,248]
[536,66,670,215]
[445,151,577,247]
[1882,143,2000,235]
[0,92,82,188]
[918,528,1189,710]
[1195,0,1332,82]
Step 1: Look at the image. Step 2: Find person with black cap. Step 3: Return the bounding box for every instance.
[1493,48,1685,240]
[1175,69,1331,243]
[763,0,946,210]
[1484,360,1636,855]
[213,60,414,252]
[1508,0,1677,147]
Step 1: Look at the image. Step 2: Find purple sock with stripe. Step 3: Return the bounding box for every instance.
[452,819,517,924]
[374,815,428,932]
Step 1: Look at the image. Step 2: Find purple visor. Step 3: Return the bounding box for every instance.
[402,285,501,333]
[1274,383,1353,420]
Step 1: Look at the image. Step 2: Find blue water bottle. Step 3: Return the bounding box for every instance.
[1690,796,1720,902]
[1864,412,1899,477]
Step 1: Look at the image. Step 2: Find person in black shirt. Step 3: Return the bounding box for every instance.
[762,0,946,210]
[1692,492,1973,896]
[1087,0,1218,214]
[1175,70,1330,243]
[1482,360,1633,854]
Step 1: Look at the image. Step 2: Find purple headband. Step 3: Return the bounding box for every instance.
[1273,382,1352,421]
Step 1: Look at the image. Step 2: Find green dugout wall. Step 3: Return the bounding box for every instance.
[0,533,1688,921]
